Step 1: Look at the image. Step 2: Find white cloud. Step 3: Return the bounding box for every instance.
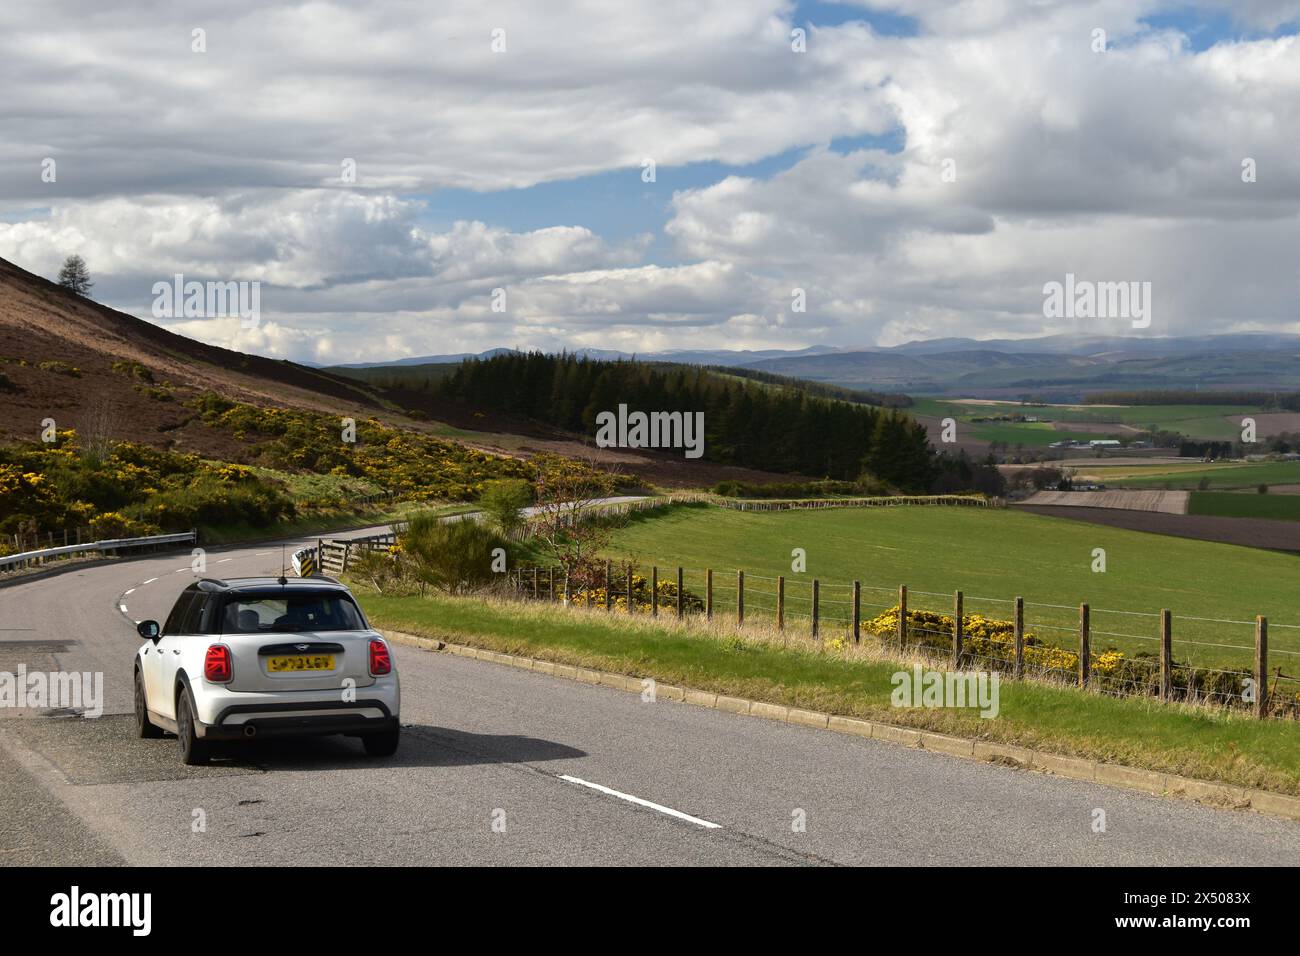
[1,0,1298,359]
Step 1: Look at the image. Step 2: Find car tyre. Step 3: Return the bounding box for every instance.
[176,685,211,766]
[362,727,400,757]
[134,668,164,738]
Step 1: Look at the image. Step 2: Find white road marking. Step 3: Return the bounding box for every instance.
[174,568,186,574]
[142,577,158,584]
[557,774,722,829]
[118,604,129,614]
[217,558,233,564]
[124,588,135,595]
[255,551,273,556]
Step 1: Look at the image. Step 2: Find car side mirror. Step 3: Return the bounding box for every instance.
[137,620,160,641]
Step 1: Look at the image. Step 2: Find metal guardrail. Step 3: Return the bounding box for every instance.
[0,530,197,573]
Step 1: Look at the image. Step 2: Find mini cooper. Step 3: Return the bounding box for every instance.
[133,576,400,765]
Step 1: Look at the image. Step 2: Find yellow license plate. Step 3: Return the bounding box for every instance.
[267,655,335,672]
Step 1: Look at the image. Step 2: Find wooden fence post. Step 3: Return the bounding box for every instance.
[676,567,683,617]
[852,581,861,644]
[651,567,658,617]
[604,560,612,611]
[953,590,963,668]
[626,566,634,614]
[811,579,820,638]
[1159,609,1172,702]
[1013,597,1024,679]
[1255,616,1268,719]
[1079,603,1090,689]
[737,570,744,625]
[898,585,908,646]
[777,576,785,630]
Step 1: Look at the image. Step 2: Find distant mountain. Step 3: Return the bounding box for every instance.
[332,333,1300,398]
[335,347,517,368]
[335,344,840,369]
[745,339,1300,397]
[890,332,1300,357]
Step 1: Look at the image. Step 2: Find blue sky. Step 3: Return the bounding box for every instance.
[416,132,905,266]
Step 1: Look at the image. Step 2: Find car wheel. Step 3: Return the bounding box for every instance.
[176,686,211,766]
[362,727,400,757]
[134,668,164,738]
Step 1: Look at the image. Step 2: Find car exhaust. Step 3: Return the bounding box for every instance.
[243,725,257,738]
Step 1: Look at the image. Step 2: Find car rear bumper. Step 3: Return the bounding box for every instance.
[198,699,398,740]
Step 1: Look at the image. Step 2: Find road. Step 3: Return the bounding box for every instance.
[1,528,1297,866]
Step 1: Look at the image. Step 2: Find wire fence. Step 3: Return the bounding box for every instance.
[507,562,1300,721]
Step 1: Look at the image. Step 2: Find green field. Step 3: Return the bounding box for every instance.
[911,399,1260,445]
[1189,491,1300,521]
[1101,460,1300,490]
[593,504,1300,670]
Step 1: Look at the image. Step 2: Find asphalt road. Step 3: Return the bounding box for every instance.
[1,529,1297,866]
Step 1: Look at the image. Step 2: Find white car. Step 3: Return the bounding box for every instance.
[133,576,400,765]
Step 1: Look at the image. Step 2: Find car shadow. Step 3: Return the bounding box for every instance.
[210,723,586,772]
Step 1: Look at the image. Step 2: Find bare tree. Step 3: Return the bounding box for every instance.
[57,255,93,296]
[76,401,123,464]
[529,454,621,604]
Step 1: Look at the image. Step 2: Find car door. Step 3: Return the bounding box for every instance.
[143,590,194,714]
[157,592,213,721]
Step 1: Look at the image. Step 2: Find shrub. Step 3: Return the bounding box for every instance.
[89,511,159,539]
[569,570,704,614]
[37,360,81,377]
[478,479,533,536]
[398,511,511,594]
[123,475,294,532]
[862,605,1250,708]
[348,547,405,595]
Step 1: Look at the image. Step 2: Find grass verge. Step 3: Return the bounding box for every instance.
[359,589,1300,797]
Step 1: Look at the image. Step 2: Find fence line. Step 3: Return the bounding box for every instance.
[498,560,1297,721]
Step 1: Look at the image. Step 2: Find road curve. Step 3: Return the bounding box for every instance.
[1,527,1297,866]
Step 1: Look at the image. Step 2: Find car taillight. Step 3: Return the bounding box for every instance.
[204,644,232,683]
[369,639,392,676]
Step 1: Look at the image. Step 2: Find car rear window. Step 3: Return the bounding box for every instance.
[219,592,366,633]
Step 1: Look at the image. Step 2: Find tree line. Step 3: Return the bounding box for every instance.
[435,352,941,489]
[1086,389,1300,410]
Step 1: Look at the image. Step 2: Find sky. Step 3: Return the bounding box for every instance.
[1,0,1299,364]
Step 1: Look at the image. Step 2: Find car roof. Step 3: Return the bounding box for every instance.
[192,576,349,594]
